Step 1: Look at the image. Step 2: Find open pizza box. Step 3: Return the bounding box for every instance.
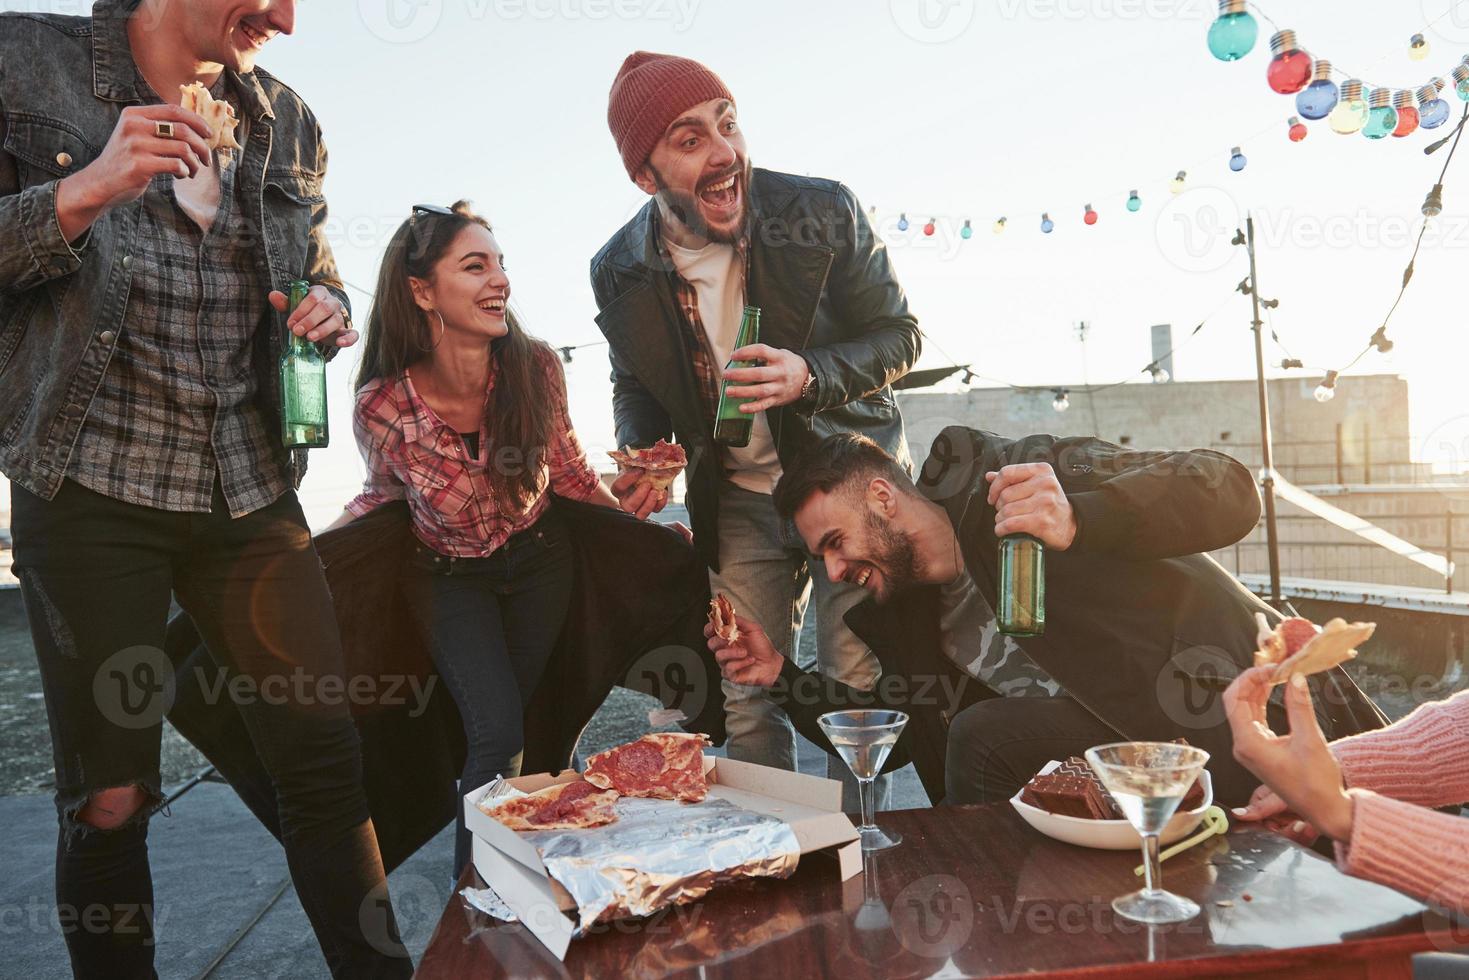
[464,755,863,960]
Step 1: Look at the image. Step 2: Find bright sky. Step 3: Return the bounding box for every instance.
[17,0,1469,527]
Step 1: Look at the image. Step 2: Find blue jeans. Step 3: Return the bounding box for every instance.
[711,481,889,809]
[402,509,574,878]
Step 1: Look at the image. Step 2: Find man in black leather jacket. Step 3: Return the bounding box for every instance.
[591,52,921,792]
[707,429,1387,809]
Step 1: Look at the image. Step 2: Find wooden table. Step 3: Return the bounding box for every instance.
[417,804,1460,978]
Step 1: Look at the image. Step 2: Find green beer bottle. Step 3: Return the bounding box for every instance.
[279,279,329,449]
[713,305,761,447]
[997,534,1045,636]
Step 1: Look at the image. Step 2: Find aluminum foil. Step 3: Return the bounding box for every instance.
[479,782,801,935]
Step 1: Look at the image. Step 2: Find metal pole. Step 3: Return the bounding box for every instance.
[1245,216,1283,607]
[1364,422,1372,485]
[1448,506,1455,595]
[1336,423,1345,485]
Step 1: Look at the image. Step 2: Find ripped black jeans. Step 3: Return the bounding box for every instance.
[10,479,413,980]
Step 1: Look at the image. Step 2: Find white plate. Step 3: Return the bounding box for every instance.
[1009,761,1213,850]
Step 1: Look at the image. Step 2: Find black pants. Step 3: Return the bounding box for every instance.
[11,479,412,980]
[403,509,574,879]
[944,696,1124,804]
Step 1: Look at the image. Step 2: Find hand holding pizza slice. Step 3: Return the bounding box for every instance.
[180,82,243,165]
[709,593,740,645]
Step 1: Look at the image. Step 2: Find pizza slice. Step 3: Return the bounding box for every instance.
[709,592,740,645]
[583,732,711,802]
[478,779,620,831]
[1254,613,1375,685]
[608,439,687,493]
[180,82,243,163]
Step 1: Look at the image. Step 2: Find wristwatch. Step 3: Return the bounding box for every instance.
[798,369,819,409]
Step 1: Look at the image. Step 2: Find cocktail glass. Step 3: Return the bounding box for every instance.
[1085,741,1210,924]
[818,709,909,851]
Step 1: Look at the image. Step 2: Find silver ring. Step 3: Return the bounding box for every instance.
[154,121,175,139]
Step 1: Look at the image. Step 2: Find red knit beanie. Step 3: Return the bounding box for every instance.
[607,51,734,180]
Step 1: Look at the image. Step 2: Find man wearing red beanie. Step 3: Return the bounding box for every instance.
[592,51,922,799]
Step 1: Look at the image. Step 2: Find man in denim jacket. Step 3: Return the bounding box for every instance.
[0,2,410,976]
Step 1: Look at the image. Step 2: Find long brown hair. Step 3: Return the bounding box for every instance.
[356,201,556,510]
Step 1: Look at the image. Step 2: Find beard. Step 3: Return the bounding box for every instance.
[862,509,922,602]
[650,159,752,245]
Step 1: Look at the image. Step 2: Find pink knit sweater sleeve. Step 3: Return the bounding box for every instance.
[1332,691,1469,807]
[1327,692,1469,912]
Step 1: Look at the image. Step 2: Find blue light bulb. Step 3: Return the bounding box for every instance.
[1419,82,1451,130]
[897,212,909,232]
[1229,146,1247,171]
[1040,213,1054,234]
[1126,190,1141,212]
[960,219,973,239]
[1295,58,1339,120]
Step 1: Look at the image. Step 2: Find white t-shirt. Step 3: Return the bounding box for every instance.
[664,239,782,495]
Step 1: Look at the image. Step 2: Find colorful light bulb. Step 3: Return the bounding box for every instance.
[897,212,909,231]
[1454,65,1469,102]
[1362,87,1397,140]
[1418,82,1452,129]
[1126,189,1141,212]
[1171,170,1187,194]
[1287,115,1308,141]
[1229,146,1247,171]
[923,217,936,236]
[960,219,972,239]
[1295,58,1338,120]
[1083,203,1098,225]
[1328,79,1368,134]
[1391,90,1419,137]
[1040,213,1054,234]
[1207,0,1258,61]
[993,216,1007,234]
[1410,33,1430,62]
[1266,30,1312,95]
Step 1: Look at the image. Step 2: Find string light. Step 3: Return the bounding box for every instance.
[1287,116,1308,142]
[1127,189,1142,212]
[897,212,909,232]
[923,217,936,237]
[1207,0,1258,62]
[1171,170,1188,194]
[1296,59,1338,120]
[1229,146,1248,171]
[1313,370,1339,402]
[1329,79,1368,134]
[1051,389,1071,413]
[1147,363,1171,383]
[1392,90,1420,138]
[1266,30,1312,95]
[1083,203,1098,225]
[1040,212,1054,233]
[1410,33,1430,63]
[1363,87,1398,140]
[1419,81,1452,130]
[993,216,1007,233]
[960,218,973,239]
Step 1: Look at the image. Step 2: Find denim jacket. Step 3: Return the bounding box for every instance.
[0,0,347,498]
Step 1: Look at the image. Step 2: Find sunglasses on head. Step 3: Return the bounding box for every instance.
[409,203,455,226]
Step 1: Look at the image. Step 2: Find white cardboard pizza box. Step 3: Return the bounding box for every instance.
[463,754,863,961]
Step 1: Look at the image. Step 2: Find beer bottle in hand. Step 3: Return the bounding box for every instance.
[998,534,1045,636]
[279,279,329,448]
[714,305,761,447]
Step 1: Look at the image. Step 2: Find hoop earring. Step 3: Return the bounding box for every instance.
[418,310,446,352]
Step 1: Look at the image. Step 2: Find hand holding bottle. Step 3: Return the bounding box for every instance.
[985,462,1076,550]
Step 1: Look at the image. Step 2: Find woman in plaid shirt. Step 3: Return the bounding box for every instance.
[330,202,627,878]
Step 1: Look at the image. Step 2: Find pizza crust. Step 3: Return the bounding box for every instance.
[180,82,243,165]
[709,593,739,645]
[1254,614,1376,685]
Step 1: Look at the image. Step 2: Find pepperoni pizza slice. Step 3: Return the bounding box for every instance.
[583,732,711,802]
[479,779,620,831]
[608,439,688,493]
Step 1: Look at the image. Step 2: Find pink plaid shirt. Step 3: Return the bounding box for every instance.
[346,348,602,557]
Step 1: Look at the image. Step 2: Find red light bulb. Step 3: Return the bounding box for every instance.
[923,218,936,236]
[1266,30,1312,95]
[1287,115,1308,142]
[1391,90,1419,137]
[1083,204,1098,225]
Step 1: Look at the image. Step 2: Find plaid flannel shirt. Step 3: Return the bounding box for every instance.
[346,346,602,557]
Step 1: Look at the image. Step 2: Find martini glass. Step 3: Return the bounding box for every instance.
[1085,742,1210,925]
[818,710,908,851]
